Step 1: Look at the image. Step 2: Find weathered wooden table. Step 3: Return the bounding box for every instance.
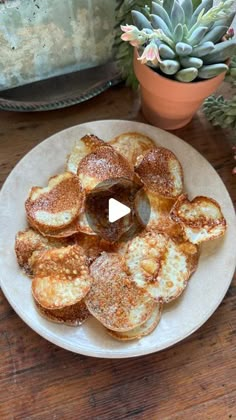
[0,84,235,419]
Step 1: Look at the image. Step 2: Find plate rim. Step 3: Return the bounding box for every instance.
[0,119,236,358]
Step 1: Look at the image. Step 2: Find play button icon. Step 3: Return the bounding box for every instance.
[108,198,131,223]
[84,178,151,242]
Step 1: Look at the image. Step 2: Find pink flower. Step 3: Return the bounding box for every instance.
[121,25,136,33]
[225,28,234,40]
[120,25,147,47]
[129,39,142,47]
[120,25,139,42]
[137,41,162,66]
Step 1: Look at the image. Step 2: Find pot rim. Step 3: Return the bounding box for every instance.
[134,48,229,87]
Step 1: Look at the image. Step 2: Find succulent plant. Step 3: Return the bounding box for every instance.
[120,0,236,82]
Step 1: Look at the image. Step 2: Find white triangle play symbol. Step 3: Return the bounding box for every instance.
[108,198,131,223]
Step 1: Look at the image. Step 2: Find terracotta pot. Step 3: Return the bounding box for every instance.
[133,50,227,130]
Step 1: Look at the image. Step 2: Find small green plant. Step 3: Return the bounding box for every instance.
[119,0,236,82]
[203,55,236,174]
[203,95,236,130]
[204,54,236,130]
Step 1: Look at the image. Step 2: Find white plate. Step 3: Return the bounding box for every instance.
[0,120,235,358]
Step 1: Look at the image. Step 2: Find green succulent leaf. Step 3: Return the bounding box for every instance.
[182,24,189,41]
[181,0,193,25]
[154,29,175,48]
[131,10,152,29]
[151,1,172,30]
[176,42,193,56]
[180,56,203,69]
[203,40,236,65]
[214,11,236,29]
[159,43,176,59]
[151,14,173,38]
[190,0,214,26]
[198,63,228,79]
[171,1,185,29]
[200,25,228,44]
[174,23,184,43]
[195,1,235,27]
[162,0,175,16]
[160,59,180,75]
[175,67,198,82]
[192,41,215,57]
[188,27,208,46]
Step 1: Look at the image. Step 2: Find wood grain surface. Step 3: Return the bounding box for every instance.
[0,84,235,420]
